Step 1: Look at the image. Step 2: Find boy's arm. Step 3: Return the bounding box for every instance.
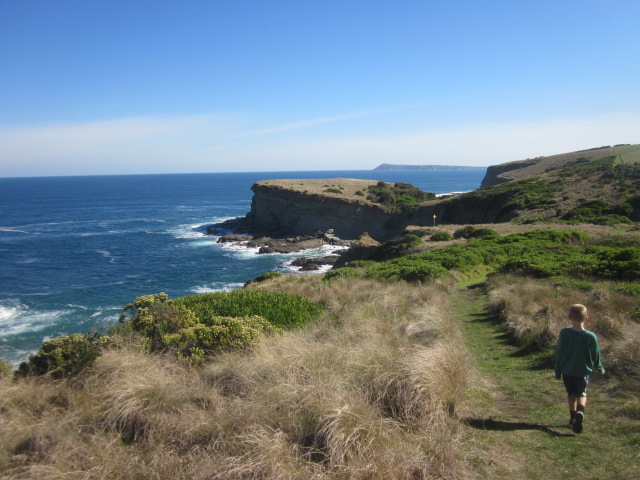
[592,337,605,374]
[554,332,564,379]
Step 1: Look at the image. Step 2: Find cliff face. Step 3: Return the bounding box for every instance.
[480,160,538,188]
[245,182,408,241]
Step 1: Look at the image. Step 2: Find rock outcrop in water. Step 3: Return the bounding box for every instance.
[211,178,415,242]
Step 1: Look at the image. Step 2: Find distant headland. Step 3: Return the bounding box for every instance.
[373,164,485,171]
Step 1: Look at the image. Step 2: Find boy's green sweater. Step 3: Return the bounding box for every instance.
[554,327,603,378]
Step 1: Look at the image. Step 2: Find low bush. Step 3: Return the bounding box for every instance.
[562,199,633,225]
[245,271,283,286]
[118,290,322,364]
[364,258,449,283]
[16,332,110,379]
[323,267,363,282]
[366,181,436,211]
[0,358,12,378]
[346,260,378,268]
[430,231,452,241]
[163,315,279,365]
[327,228,640,285]
[120,294,282,365]
[174,290,323,330]
[324,188,343,194]
[379,234,422,256]
[453,226,499,240]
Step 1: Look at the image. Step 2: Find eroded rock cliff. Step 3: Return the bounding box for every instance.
[244,179,408,241]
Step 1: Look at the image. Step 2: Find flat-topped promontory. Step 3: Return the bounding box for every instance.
[252,178,383,206]
[241,178,409,240]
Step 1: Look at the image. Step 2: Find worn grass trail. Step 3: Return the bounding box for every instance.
[453,280,639,480]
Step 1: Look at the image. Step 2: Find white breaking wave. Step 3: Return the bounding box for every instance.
[0,227,31,234]
[169,217,237,241]
[189,282,245,294]
[170,224,208,239]
[187,239,219,248]
[435,191,465,197]
[218,241,262,259]
[0,301,73,337]
[96,250,116,263]
[280,244,348,273]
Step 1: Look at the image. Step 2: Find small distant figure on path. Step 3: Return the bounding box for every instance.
[554,304,605,434]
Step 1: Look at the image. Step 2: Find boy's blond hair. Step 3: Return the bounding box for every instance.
[568,304,588,322]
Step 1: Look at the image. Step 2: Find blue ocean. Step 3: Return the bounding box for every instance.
[0,169,485,364]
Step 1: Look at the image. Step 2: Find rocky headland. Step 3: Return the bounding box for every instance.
[207,144,640,270]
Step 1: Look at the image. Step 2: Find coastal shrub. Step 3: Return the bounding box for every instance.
[163,315,278,365]
[346,260,377,268]
[612,283,640,297]
[430,231,452,241]
[245,271,283,286]
[119,293,283,364]
[551,278,595,291]
[173,290,323,329]
[562,199,633,225]
[324,188,343,194]
[379,234,422,256]
[366,181,435,211]
[496,228,589,245]
[329,228,640,285]
[0,359,12,378]
[364,257,448,283]
[323,267,363,282]
[16,333,110,379]
[453,225,499,240]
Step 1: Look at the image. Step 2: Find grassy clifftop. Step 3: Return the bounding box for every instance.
[437,145,640,224]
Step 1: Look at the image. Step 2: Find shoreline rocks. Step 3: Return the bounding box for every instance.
[208,224,350,270]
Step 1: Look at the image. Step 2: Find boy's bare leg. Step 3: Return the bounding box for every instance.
[567,395,577,411]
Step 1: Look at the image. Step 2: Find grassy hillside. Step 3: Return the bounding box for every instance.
[438,146,640,224]
[1,222,639,479]
[481,144,640,185]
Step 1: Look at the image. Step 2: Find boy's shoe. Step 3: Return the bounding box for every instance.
[572,411,584,433]
[569,418,576,427]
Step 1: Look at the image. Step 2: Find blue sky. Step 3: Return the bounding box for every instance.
[1,0,639,177]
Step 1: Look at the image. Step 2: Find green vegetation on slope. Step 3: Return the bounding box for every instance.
[17,290,323,373]
[367,181,436,211]
[440,151,640,224]
[326,228,640,284]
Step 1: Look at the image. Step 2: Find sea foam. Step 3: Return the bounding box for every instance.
[0,301,73,337]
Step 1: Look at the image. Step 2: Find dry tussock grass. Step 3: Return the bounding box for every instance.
[0,276,473,479]
[488,274,640,380]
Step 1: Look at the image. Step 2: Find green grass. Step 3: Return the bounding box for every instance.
[615,144,640,164]
[173,289,323,329]
[453,278,640,480]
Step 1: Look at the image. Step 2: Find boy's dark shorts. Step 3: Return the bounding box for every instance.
[562,374,589,397]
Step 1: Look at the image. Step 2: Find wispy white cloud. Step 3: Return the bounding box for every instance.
[212,112,640,170]
[230,105,418,138]
[0,110,638,176]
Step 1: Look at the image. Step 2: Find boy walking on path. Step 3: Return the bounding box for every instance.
[554,304,605,434]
